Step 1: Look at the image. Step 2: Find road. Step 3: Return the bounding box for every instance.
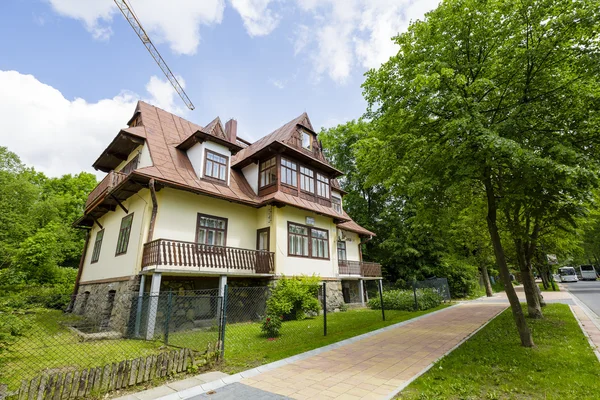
[563,280,600,318]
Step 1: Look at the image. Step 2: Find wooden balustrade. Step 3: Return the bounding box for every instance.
[338,260,382,278]
[142,239,275,274]
[85,171,128,211]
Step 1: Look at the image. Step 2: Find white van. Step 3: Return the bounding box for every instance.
[578,265,597,281]
[558,267,578,282]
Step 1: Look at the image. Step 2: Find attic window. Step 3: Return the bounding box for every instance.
[204,150,228,182]
[302,131,312,150]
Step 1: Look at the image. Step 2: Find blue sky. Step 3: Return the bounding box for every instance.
[0,0,439,177]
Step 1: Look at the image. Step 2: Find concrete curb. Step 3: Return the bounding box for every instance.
[156,303,460,400]
[384,304,508,399]
[569,305,600,363]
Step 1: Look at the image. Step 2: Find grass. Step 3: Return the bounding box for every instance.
[398,304,600,400]
[219,305,450,373]
[1,304,449,391]
[1,310,165,390]
[538,282,560,292]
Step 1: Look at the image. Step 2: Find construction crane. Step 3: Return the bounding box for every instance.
[113,0,195,110]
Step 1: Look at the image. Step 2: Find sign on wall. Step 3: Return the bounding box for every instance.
[305,217,315,226]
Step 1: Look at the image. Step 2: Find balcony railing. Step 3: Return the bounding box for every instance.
[85,171,127,211]
[338,260,382,278]
[142,239,275,275]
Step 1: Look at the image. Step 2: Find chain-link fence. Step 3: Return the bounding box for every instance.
[2,278,452,398]
[0,290,222,399]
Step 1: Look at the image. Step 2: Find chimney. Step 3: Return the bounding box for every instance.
[225,119,237,144]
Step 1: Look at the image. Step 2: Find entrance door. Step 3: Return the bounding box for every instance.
[256,228,271,273]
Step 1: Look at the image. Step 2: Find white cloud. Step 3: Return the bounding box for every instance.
[46,0,225,55]
[230,0,280,36]
[269,78,286,89]
[0,70,183,178]
[293,0,440,83]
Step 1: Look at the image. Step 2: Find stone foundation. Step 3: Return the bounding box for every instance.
[74,276,141,335]
[321,280,345,311]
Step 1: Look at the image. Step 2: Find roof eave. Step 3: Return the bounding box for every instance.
[177,130,244,154]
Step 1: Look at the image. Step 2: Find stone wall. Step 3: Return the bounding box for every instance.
[342,280,362,304]
[321,280,344,311]
[74,276,140,335]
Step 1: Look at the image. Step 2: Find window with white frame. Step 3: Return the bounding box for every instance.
[300,166,314,193]
[316,173,330,198]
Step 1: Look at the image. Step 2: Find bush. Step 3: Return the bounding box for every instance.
[0,312,31,352]
[266,275,321,320]
[260,315,283,338]
[368,288,443,311]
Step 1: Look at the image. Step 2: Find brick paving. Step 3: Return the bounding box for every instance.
[571,305,600,357]
[188,383,288,399]
[236,303,507,400]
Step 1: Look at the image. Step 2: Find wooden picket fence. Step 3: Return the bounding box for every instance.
[4,346,218,400]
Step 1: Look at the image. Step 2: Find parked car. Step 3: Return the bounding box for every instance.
[558,267,578,283]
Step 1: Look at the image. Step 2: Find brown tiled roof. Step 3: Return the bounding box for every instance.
[88,101,373,230]
[337,218,376,237]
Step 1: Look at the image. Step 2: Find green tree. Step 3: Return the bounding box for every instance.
[361,0,600,346]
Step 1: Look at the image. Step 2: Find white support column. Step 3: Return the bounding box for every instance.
[358,279,365,306]
[134,274,146,337]
[218,275,227,297]
[145,272,162,340]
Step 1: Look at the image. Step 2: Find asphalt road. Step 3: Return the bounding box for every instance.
[564,280,600,318]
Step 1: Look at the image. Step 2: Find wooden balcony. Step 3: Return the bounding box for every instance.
[85,171,128,212]
[142,239,275,275]
[338,260,382,278]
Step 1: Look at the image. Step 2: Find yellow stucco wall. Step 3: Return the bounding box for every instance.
[340,230,361,262]
[80,189,152,282]
[272,205,339,278]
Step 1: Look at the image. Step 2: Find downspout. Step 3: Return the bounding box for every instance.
[147,178,158,243]
[66,228,91,313]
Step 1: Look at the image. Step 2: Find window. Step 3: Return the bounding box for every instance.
[288,223,309,257]
[116,214,134,255]
[260,157,277,187]
[197,214,227,246]
[121,153,140,175]
[317,173,330,198]
[288,222,330,259]
[337,241,347,261]
[91,229,104,263]
[311,228,329,259]
[300,166,314,193]
[281,158,297,187]
[332,196,342,213]
[302,131,312,150]
[204,150,228,181]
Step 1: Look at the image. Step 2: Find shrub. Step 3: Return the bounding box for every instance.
[266,275,320,320]
[0,312,31,352]
[368,288,443,311]
[260,315,283,338]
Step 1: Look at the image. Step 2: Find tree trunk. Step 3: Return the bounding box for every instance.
[538,266,548,289]
[485,178,534,347]
[514,240,543,319]
[480,265,493,297]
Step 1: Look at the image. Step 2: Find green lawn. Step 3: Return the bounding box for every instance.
[398,304,600,399]
[1,304,449,392]
[0,310,166,391]
[539,282,560,292]
[220,305,450,373]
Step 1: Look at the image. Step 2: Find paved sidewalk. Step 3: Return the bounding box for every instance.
[236,303,506,399]
[155,303,506,400]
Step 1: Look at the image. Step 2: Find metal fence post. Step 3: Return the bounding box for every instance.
[164,290,173,345]
[323,281,327,336]
[378,279,385,321]
[413,281,418,311]
[220,284,228,359]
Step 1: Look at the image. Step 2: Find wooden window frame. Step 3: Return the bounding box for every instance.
[259,157,277,188]
[287,222,330,260]
[195,213,228,247]
[299,166,315,194]
[316,173,330,199]
[203,149,229,183]
[91,229,104,264]
[301,130,312,150]
[280,157,298,188]
[256,227,270,251]
[332,196,342,214]
[121,153,140,175]
[115,213,134,256]
[337,240,347,261]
